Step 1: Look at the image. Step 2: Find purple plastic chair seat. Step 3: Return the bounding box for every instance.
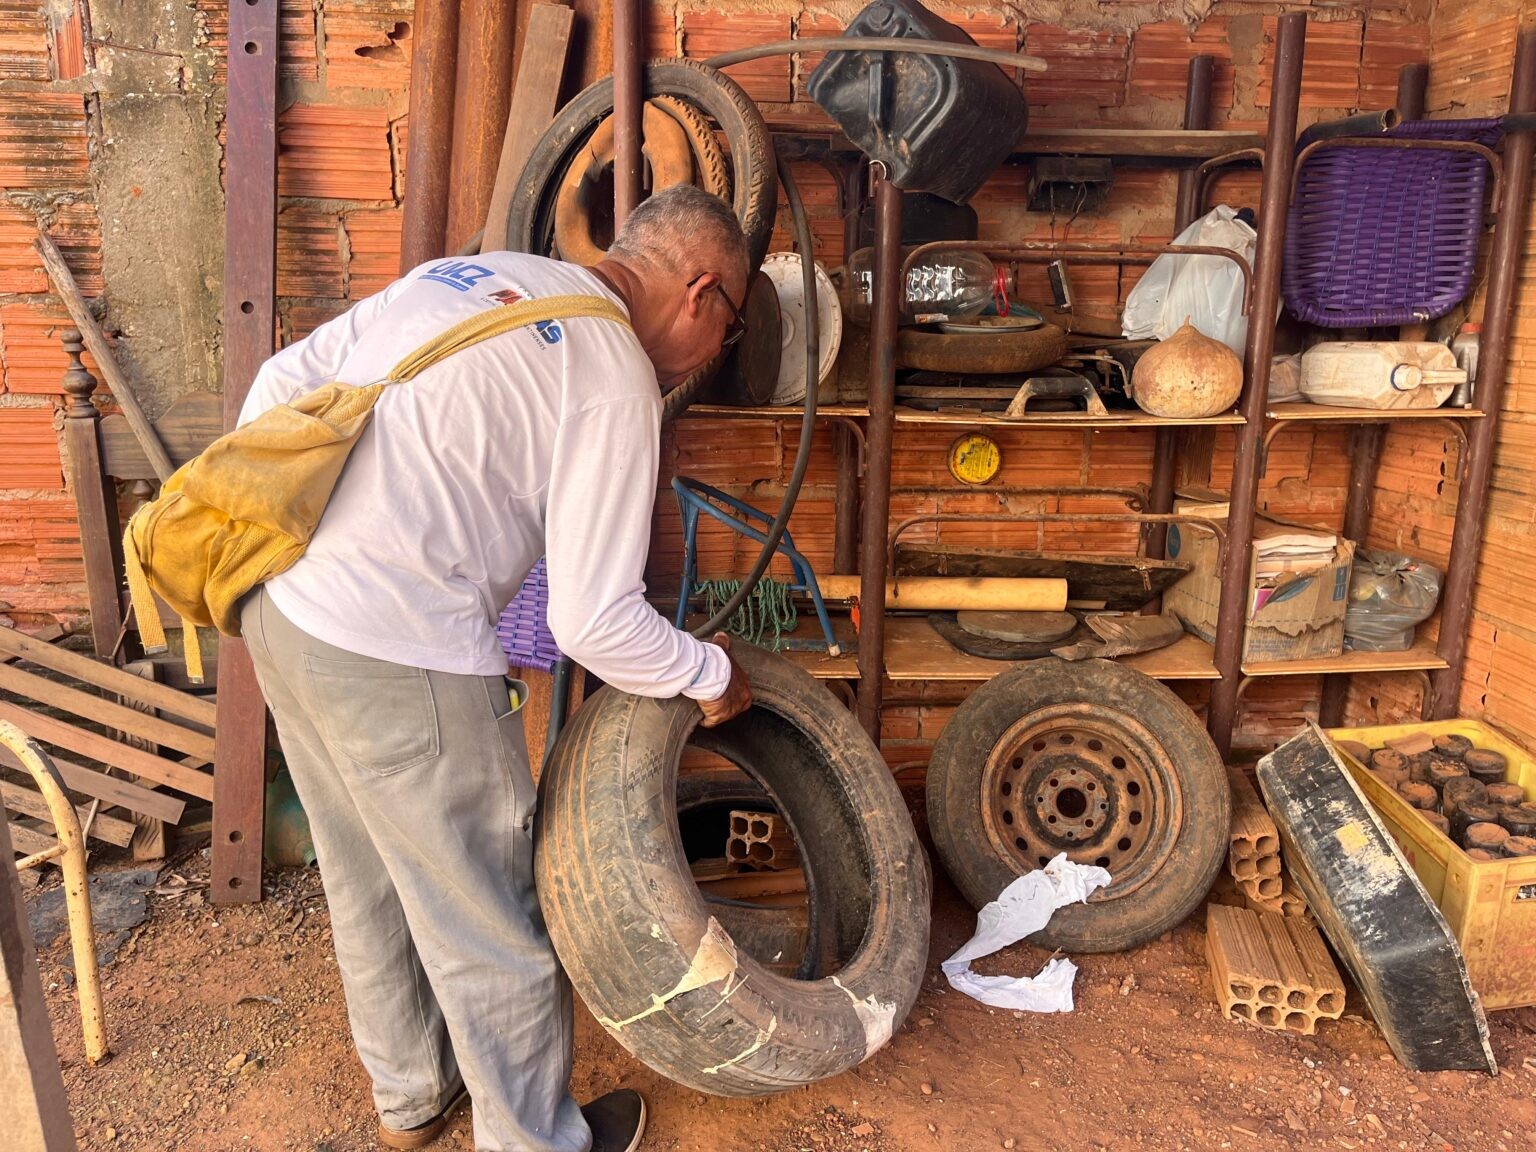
[1284,118,1503,328]
[497,557,563,673]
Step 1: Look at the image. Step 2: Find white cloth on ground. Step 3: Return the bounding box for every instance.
[941,854,1112,1013]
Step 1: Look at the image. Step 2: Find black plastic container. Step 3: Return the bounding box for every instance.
[808,0,1026,204]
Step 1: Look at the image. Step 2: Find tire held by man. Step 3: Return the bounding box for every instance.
[536,645,930,1096]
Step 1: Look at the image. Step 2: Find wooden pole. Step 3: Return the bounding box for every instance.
[35,234,173,484]
[0,815,80,1151]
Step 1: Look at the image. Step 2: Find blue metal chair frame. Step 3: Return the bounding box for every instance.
[671,476,841,656]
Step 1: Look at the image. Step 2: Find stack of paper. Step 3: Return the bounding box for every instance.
[1253,524,1338,579]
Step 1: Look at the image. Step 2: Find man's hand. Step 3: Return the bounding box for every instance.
[697,632,751,728]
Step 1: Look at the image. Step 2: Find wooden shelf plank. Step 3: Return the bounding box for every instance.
[1242,639,1447,678]
[892,406,1244,429]
[1265,403,1484,423]
[883,617,1218,681]
[682,404,869,420]
[767,121,1265,160]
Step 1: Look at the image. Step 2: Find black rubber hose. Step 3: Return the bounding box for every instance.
[690,149,820,639]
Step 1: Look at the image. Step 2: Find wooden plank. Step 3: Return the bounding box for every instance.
[480,4,573,252]
[1242,639,1448,677]
[0,747,184,825]
[6,820,57,859]
[0,783,135,849]
[97,392,222,479]
[0,662,216,761]
[893,406,1246,428]
[120,661,168,861]
[1266,403,1485,423]
[0,702,214,802]
[0,627,218,729]
[883,617,1219,681]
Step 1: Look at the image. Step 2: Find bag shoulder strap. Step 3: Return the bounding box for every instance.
[386,294,631,383]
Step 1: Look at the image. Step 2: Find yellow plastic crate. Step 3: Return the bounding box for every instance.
[1326,719,1536,1011]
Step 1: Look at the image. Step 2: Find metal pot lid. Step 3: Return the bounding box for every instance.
[762,252,843,406]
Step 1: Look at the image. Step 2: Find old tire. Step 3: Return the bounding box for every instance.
[927,658,1228,953]
[507,59,776,274]
[536,645,930,1096]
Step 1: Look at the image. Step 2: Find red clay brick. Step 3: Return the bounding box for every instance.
[277,105,396,202]
[1024,23,1129,111]
[345,207,403,297]
[325,0,414,90]
[0,91,88,192]
[196,0,319,85]
[1258,17,1362,110]
[0,0,50,80]
[0,201,101,296]
[683,12,792,104]
[0,302,104,396]
[277,208,344,298]
[0,407,64,488]
[1128,19,1236,112]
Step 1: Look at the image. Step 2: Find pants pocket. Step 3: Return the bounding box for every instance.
[304,655,440,776]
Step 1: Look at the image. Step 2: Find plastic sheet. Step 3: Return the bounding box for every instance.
[1122,206,1257,356]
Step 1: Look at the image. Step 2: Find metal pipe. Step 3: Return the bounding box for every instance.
[704,36,1046,74]
[545,658,572,763]
[446,0,517,254]
[612,0,644,227]
[856,175,901,738]
[1396,63,1429,121]
[1430,28,1536,719]
[1207,12,1306,758]
[2,719,108,1066]
[1294,109,1400,153]
[1319,423,1386,727]
[400,0,460,270]
[1155,54,1217,611]
[1174,54,1216,232]
[1191,148,1265,224]
[834,426,860,574]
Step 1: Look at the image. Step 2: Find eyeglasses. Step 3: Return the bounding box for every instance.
[688,273,747,350]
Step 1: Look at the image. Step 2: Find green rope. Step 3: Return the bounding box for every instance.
[694,577,799,649]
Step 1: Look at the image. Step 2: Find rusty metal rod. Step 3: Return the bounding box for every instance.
[400,0,459,269]
[855,175,901,738]
[1430,27,1536,719]
[704,36,1047,74]
[612,0,644,226]
[447,0,516,253]
[834,426,860,575]
[1396,62,1429,121]
[1174,54,1216,232]
[1207,11,1306,758]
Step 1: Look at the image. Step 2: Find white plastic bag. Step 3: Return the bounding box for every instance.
[1122,206,1257,355]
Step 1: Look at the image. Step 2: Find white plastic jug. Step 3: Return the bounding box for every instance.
[1299,342,1466,410]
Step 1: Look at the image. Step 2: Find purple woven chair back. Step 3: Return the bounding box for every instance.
[1284,118,1503,327]
[497,558,563,673]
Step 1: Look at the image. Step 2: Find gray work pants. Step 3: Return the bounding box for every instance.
[240,586,591,1152]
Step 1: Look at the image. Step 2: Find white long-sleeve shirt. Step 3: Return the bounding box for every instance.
[237,253,730,701]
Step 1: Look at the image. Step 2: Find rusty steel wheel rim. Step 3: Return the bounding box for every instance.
[980,704,1184,898]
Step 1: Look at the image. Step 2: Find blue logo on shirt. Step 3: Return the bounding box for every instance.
[534,320,563,345]
[422,261,495,292]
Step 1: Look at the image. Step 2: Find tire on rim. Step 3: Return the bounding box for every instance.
[927,658,1228,953]
[506,59,776,273]
[536,645,930,1096]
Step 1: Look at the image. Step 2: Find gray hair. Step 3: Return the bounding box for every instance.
[608,184,748,287]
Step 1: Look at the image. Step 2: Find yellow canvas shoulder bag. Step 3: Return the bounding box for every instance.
[123,294,630,682]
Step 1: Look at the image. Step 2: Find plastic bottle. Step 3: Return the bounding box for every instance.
[846,247,997,324]
[1449,324,1481,408]
[1299,342,1467,410]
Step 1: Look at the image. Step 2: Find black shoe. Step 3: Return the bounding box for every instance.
[582,1089,647,1152]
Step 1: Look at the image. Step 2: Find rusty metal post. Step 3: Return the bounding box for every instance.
[1147,54,1218,611]
[212,0,281,903]
[447,0,517,253]
[1207,13,1306,758]
[401,0,460,270]
[855,175,902,738]
[1429,29,1536,720]
[1396,62,1429,122]
[1318,422,1386,726]
[834,426,860,574]
[612,0,644,227]
[1173,54,1216,233]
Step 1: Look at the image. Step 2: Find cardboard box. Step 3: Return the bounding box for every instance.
[1164,507,1354,664]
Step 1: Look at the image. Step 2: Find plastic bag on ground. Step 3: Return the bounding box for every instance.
[1344,549,1442,652]
[1122,206,1258,356]
[940,854,1111,1013]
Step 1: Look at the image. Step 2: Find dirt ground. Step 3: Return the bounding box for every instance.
[32,850,1536,1152]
